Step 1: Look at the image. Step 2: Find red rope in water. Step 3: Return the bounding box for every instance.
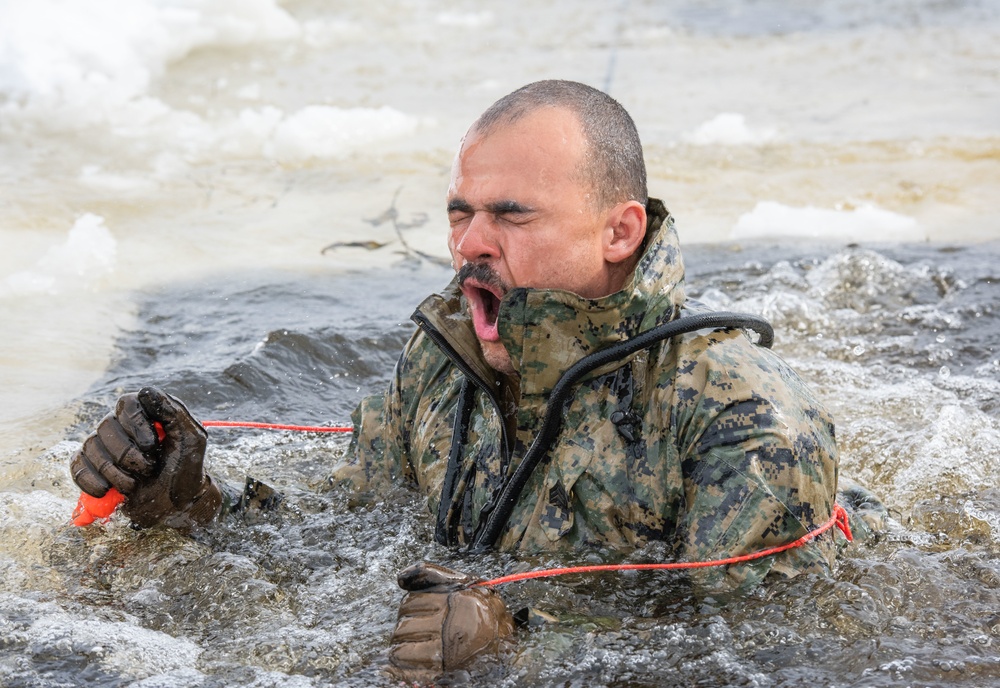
[201,420,352,433]
[73,420,853,586]
[72,419,351,526]
[474,503,853,587]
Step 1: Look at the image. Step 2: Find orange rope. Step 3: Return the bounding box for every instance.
[75,419,853,592]
[475,503,853,587]
[72,420,350,526]
[202,420,352,433]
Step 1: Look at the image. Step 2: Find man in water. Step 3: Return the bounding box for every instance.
[70,80,855,678]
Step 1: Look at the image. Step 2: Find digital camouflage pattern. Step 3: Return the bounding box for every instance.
[342,199,843,590]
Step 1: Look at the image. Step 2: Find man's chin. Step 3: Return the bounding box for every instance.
[480,340,516,376]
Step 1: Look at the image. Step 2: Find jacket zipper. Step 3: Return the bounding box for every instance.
[411,311,512,462]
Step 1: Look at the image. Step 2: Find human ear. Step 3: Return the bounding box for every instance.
[603,201,647,264]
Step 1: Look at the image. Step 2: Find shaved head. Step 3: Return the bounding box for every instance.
[471,80,647,211]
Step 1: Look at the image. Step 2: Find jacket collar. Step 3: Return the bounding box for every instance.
[413,198,685,399]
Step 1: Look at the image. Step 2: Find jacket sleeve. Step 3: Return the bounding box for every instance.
[338,337,415,490]
[671,331,840,591]
[338,328,457,492]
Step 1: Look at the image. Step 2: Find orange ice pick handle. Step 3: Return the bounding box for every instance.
[71,488,126,526]
[72,421,165,526]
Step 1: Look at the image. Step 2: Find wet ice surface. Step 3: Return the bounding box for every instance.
[3,242,999,687]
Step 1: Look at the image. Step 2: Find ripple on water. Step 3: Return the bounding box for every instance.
[3,243,999,686]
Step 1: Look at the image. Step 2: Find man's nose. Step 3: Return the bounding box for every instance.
[453,213,499,262]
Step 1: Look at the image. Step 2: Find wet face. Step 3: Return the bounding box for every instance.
[447,108,631,375]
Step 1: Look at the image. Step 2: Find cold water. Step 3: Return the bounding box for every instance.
[1,1,998,686]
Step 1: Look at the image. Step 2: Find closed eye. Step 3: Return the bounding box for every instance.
[487,199,534,215]
[447,197,537,226]
[488,199,536,225]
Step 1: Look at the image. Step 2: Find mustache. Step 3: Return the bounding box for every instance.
[457,262,509,293]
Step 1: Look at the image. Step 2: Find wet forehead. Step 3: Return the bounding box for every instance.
[447,108,588,209]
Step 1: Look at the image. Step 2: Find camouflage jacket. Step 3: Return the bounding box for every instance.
[345,199,839,589]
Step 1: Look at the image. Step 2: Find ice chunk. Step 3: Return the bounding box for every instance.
[684,113,776,146]
[1,214,115,296]
[732,201,922,242]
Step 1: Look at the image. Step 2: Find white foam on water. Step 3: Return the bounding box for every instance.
[267,105,420,163]
[683,113,777,146]
[0,0,299,129]
[888,401,1000,506]
[128,668,212,688]
[1,214,116,297]
[1,593,204,684]
[0,489,73,534]
[129,667,319,688]
[204,104,421,162]
[26,612,202,677]
[732,201,924,242]
[821,365,1000,515]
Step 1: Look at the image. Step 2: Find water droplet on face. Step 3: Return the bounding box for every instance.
[853,345,865,356]
[936,334,946,343]
[938,366,950,378]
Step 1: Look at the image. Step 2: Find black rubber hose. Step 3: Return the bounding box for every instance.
[470,311,773,551]
[435,376,475,544]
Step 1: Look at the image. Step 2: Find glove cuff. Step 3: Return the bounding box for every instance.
[161,475,223,528]
[187,474,224,524]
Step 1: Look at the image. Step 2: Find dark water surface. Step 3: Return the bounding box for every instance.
[3,241,999,687]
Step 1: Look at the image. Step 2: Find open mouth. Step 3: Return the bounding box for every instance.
[460,279,505,342]
[479,287,500,325]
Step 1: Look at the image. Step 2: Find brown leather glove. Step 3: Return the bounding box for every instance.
[387,562,514,680]
[70,386,221,529]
